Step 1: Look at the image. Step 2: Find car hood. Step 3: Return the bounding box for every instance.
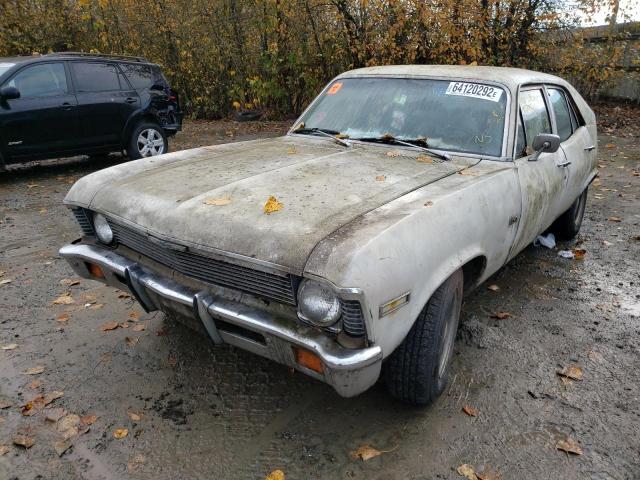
[65,136,471,274]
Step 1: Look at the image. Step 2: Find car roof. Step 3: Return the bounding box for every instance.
[337,65,569,90]
[0,54,157,67]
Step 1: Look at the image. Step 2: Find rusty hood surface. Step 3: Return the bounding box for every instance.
[64,136,469,273]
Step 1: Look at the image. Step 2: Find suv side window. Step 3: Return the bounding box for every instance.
[120,64,155,90]
[519,89,551,153]
[547,88,573,141]
[7,63,68,98]
[71,62,121,92]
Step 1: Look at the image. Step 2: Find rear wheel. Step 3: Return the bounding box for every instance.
[551,187,588,241]
[384,270,463,405]
[127,122,168,160]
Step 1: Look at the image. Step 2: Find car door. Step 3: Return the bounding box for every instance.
[546,86,596,211]
[0,62,79,159]
[508,86,566,260]
[70,61,140,148]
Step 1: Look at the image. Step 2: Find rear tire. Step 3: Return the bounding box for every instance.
[127,122,168,160]
[551,187,588,241]
[384,270,463,405]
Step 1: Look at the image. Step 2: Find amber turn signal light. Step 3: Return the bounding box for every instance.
[86,262,105,279]
[292,346,324,374]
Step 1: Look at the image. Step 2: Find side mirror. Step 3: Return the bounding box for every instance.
[529,133,560,161]
[0,86,20,100]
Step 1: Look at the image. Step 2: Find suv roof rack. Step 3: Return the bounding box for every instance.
[43,52,147,62]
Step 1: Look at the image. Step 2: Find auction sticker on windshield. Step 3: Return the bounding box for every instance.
[445,82,503,102]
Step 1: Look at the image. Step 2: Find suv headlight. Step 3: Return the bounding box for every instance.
[297,279,341,327]
[93,213,114,244]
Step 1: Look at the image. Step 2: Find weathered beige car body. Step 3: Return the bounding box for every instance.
[60,66,598,397]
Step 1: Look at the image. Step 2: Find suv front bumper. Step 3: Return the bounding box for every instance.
[59,241,382,397]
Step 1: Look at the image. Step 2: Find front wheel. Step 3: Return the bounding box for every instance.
[383,270,463,405]
[551,187,588,241]
[127,122,168,160]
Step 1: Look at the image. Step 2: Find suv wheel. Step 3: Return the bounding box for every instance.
[551,187,588,241]
[128,122,168,159]
[383,269,463,405]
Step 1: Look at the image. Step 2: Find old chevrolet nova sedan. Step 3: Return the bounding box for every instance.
[60,66,597,405]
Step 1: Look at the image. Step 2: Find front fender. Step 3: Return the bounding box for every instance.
[305,162,521,357]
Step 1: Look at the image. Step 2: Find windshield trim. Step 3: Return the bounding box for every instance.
[288,74,512,160]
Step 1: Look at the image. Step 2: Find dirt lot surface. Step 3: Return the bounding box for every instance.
[0,111,638,480]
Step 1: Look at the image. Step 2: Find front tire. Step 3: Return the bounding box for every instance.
[127,122,168,160]
[383,270,463,405]
[551,187,588,241]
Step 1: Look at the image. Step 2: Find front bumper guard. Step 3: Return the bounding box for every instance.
[59,241,382,397]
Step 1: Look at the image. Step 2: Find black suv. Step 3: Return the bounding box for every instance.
[0,52,182,169]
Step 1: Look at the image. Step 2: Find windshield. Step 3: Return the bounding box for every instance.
[0,63,15,77]
[297,77,507,157]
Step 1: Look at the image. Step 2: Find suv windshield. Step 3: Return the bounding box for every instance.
[297,77,507,157]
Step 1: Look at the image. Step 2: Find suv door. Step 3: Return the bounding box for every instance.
[508,86,566,259]
[70,62,140,148]
[0,62,79,159]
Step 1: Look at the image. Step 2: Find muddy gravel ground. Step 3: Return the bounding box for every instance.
[0,117,639,480]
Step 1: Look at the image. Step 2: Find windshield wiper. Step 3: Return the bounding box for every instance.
[292,127,350,147]
[353,134,450,161]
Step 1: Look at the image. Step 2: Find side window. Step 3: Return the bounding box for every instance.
[515,111,526,158]
[519,89,551,153]
[71,63,121,92]
[7,63,68,98]
[120,64,154,90]
[547,88,573,142]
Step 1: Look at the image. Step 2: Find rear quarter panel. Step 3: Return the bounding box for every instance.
[305,161,522,357]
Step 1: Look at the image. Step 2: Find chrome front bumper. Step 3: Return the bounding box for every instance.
[59,241,382,397]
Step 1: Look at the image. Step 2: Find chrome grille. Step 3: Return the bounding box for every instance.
[109,221,298,305]
[72,208,94,236]
[341,299,366,337]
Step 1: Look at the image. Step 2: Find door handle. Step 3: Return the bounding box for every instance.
[60,102,75,110]
[124,97,137,104]
[584,145,596,151]
[557,161,571,168]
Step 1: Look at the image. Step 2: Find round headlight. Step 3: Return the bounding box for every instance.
[297,279,341,327]
[93,213,113,244]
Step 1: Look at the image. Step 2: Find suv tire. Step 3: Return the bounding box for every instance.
[384,269,463,405]
[128,122,168,160]
[551,187,587,241]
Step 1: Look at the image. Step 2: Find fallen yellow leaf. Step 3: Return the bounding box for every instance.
[128,412,142,422]
[204,197,232,206]
[386,150,401,157]
[490,311,511,320]
[375,175,386,181]
[416,155,433,164]
[457,464,478,480]
[53,293,74,305]
[462,405,478,417]
[557,365,583,381]
[263,196,284,214]
[101,321,120,331]
[12,434,35,449]
[608,216,622,222]
[0,445,9,455]
[132,323,146,332]
[81,414,97,426]
[113,428,129,439]
[287,147,297,155]
[57,312,70,322]
[487,284,500,292]
[556,436,583,455]
[125,337,139,347]
[349,444,397,461]
[264,470,285,480]
[23,365,45,375]
[573,248,586,260]
[1,343,18,350]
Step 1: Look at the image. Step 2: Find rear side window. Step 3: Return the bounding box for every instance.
[120,64,154,89]
[547,88,573,141]
[72,63,121,92]
[519,89,551,151]
[8,63,68,98]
